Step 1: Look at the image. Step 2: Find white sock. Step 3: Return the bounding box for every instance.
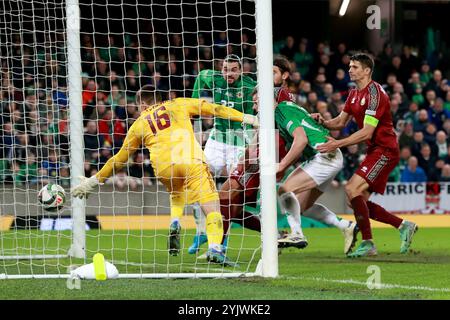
[287,214,303,237]
[193,203,206,235]
[303,203,350,231]
[279,192,303,237]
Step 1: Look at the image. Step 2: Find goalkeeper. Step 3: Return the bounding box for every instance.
[71,85,259,267]
[188,54,257,254]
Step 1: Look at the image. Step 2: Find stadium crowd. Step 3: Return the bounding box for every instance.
[1,32,450,189]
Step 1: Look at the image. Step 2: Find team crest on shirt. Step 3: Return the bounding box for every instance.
[236,92,243,99]
[360,97,366,106]
[351,98,356,104]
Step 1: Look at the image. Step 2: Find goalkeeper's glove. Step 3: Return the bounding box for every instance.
[71,176,102,199]
[243,114,259,128]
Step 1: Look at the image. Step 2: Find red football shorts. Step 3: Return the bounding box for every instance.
[355,146,400,194]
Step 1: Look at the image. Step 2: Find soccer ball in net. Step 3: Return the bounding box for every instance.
[38,183,66,211]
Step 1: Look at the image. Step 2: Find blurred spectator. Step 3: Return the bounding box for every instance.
[436,131,449,159]
[342,144,360,182]
[386,55,409,85]
[402,102,419,124]
[41,150,65,179]
[305,91,318,112]
[428,98,450,130]
[401,156,427,182]
[399,146,412,173]
[84,120,104,159]
[399,121,414,149]
[420,61,433,85]
[293,39,313,79]
[13,152,38,185]
[417,143,437,177]
[411,85,425,107]
[425,69,445,98]
[413,109,429,132]
[410,131,425,157]
[388,163,401,182]
[377,43,394,80]
[406,72,421,97]
[401,45,420,77]
[423,124,439,157]
[280,36,296,60]
[439,164,450,182]
[333,68,350,95]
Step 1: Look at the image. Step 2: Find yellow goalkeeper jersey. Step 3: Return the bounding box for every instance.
[95,98,246,183]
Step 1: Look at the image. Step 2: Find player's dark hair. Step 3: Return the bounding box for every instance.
[224,54,242,68]
[136,85,162,105]
[273,55,291,75]
[350,53,374,74]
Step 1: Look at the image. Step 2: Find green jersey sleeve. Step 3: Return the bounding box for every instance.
[276,102,305,136]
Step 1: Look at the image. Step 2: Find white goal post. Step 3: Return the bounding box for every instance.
[0,0,277,279]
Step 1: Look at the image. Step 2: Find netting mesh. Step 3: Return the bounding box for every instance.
[0,0,263,278]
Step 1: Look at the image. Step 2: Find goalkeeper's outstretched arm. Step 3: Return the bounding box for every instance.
[71,123,142,199]
[180,98,259,127]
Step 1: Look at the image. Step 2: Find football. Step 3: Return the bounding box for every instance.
[38,183,66,211]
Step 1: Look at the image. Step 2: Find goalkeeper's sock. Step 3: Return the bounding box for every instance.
[170,204,184,225]
[303,203,350,231]
[193,203,207,235]
[206,211,224,248]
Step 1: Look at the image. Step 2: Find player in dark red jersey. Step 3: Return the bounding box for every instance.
[315,53,418,257]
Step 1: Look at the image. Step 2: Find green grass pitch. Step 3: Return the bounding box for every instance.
[0,227,449,299]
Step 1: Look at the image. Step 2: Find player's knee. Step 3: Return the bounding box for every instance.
[345,183,363,200]
[278,185,289,196]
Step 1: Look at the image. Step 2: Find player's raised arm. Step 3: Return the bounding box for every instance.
[191,69,213,98]
[180,98,259,127]
[71,121,143,199]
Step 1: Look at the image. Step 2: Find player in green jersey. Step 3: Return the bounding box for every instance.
[251,87,358,253]
[192,54,256,176]
[273,99,358,251]
[188,54,257,254]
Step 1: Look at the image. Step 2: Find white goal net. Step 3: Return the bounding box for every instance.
[0,0,277,279]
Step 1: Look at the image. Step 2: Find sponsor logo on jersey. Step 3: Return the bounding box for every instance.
[361,166,368,173]
[236,91,243,99]
[351,97,356,104]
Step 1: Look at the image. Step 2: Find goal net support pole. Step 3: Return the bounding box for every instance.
[67,0,86,259]
[255,0,278,278]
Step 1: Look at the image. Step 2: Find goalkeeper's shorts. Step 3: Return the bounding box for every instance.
[157,162,219,206]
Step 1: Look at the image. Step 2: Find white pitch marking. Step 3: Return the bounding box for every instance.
[282,276,450,293]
